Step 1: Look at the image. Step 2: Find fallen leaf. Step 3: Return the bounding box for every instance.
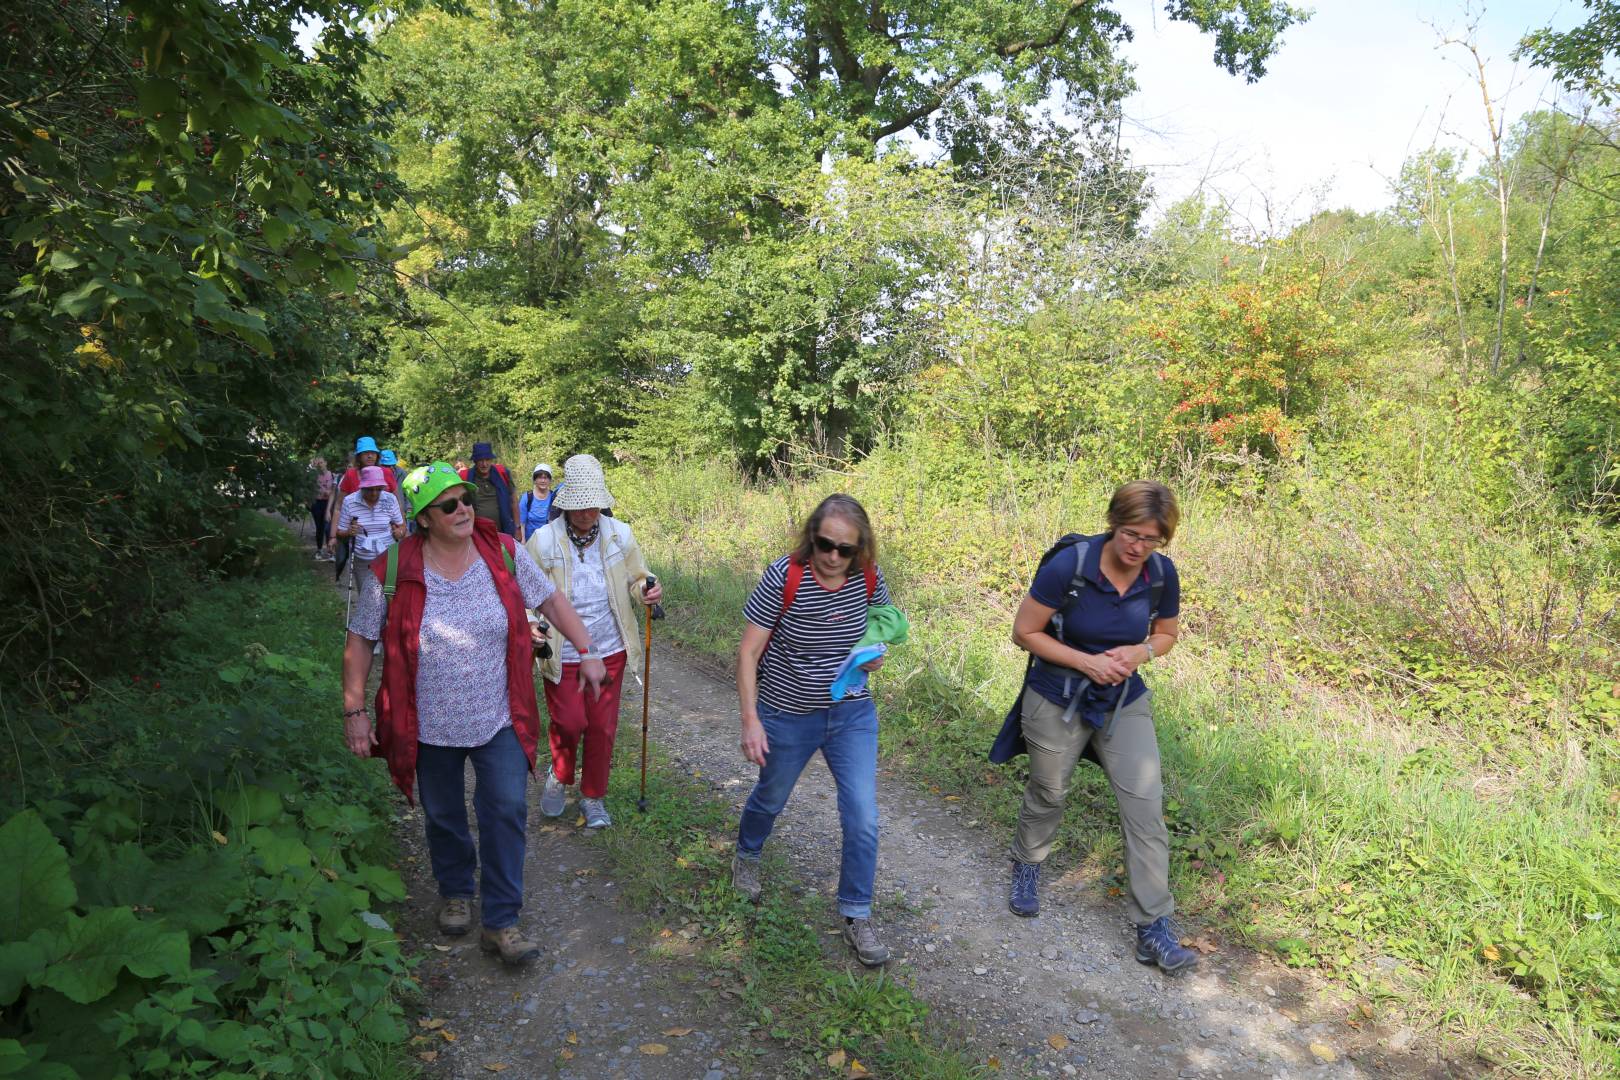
[484,1065,508,1073]
[1482,944,1501,962]
[565,1032,579,1045]
[575,814,587,827]
[320,867,339,881]
[659,928,673,938]
[574,868,592,876]
[675,856,691,868]
[943,794,960,801]
[849,1059,869,1077]
[1338,882,1353,894]
[559,1049,574,1061]
[662,1027,694,1037]
[416,1051,438,1063]
[210,830,229,845]
[431,944,451,952]
[638,1043,669,1055]
[987,1057,1001,1069]
[418,1018,446,1030]
[439,1030,457,1043]
[827,1049,848,1068]
[1047,1033,1069,1051]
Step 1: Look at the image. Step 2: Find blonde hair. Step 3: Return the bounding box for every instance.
[1106,481,1179,544]
[792,494,878,569]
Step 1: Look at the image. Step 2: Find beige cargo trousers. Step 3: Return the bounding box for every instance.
[1009,685,1174,926]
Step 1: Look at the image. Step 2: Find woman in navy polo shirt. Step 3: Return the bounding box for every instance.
[1004,481,1197,975]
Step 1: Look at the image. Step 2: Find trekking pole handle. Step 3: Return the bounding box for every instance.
[645,574,666,621]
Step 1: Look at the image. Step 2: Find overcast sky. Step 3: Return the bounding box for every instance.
[1113,0,1582,228]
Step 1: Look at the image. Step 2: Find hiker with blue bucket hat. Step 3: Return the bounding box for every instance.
[996,480,1195,975]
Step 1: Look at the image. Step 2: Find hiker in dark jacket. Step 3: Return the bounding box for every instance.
[1004,480,1195,975]
[460,442,519,538]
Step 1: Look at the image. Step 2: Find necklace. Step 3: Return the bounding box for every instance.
[566,521,599,558]
[425,539,475,579]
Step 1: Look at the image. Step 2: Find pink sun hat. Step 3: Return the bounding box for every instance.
[358,465,388,488]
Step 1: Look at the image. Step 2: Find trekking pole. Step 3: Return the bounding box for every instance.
[637,575,666,813]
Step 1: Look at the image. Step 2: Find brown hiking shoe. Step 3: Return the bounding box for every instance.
[437,897,473,936]
[480,925,541,965]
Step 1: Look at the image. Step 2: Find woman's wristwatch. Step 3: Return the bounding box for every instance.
[1144,639,1155,662]
[577,643,594,658]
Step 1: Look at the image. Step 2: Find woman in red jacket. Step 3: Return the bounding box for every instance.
[340,462,604,965]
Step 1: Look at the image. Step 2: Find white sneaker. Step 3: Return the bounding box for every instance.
[580,797,611,829]
[540,767,567,818]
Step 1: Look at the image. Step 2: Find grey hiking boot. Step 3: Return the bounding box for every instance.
[731,853,762,902]
[540,766,567,818]
[437,897,473,936]
[580,797,611,829]
[842,917,891,967]
[479,925,541,965]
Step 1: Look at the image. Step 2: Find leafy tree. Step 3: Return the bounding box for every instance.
[1,0,398,685]
[1520,0,1620,103]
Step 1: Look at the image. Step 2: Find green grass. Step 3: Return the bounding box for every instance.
[607,447,1620,1079]
[596,745,988,1078]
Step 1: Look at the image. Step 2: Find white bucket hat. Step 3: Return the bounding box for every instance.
[532,462,553,478]
[552,454,615,510]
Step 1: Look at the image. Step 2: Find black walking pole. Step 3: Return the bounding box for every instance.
[637,575,666,813]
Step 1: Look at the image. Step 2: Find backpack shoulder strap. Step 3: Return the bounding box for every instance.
[498,533,517,577]
[1147,551,1166,622]
[863,562,877,602]
[1050,539,1089,641]
[782,556,806,614]
[384,543,400,599]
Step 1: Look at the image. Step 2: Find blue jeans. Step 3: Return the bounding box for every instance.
[415,726,530,929]
[737,697,880,919]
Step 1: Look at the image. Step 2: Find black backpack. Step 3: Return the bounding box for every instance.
[987,534,1165,765]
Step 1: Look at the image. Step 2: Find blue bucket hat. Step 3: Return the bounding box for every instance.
[379,449,397,466]
[354,436,379,455]
[471,441,495,461]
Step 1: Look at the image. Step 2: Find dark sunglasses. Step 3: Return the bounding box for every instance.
[813,535,859,558]
[428,491,475,515]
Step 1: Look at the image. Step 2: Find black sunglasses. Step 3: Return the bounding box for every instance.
[428,491,475,515]
[813,535,858,558]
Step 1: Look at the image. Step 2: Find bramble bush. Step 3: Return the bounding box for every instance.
[0,519,414,1079]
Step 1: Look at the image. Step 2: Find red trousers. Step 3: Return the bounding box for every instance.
[543,651,628,799]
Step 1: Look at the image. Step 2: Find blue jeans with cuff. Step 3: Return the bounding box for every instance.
[737,697,880,919]
[415,725,530,929]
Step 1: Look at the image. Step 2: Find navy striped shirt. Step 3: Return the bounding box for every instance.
[744,555,891,713]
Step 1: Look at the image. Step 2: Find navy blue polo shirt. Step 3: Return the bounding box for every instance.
[1025,534,1180,722]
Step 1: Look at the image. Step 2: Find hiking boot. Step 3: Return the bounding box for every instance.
[731,853,762,902]
[540,766,567,818]
[1008,859,1041,917]
[480,925,541,966]
[580,797,611,829]
[1135,915,1199,976]
[842,918,891,967]
[436,897,473,936]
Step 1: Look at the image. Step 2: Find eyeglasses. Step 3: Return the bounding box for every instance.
[1116,527,1166,550]
[428,491,475,515]
[813,536,859,559]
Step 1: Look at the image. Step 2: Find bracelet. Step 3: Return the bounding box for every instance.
[343,707,368,719]
[1144,639,1155,662]
[577,643,594,657]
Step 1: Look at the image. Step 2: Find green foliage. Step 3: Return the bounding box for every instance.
[0,0,400,689]
[0,523,414,1078]
[1136,272,1355,457]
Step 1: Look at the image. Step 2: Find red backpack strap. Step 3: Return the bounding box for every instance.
[863,562,876,602]
[782,556,806,615]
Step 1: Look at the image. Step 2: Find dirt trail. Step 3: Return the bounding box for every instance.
[300,523,1466,1079]
[645,646,1472,1080]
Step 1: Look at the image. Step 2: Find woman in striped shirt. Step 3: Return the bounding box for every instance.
[733,494,893,966]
